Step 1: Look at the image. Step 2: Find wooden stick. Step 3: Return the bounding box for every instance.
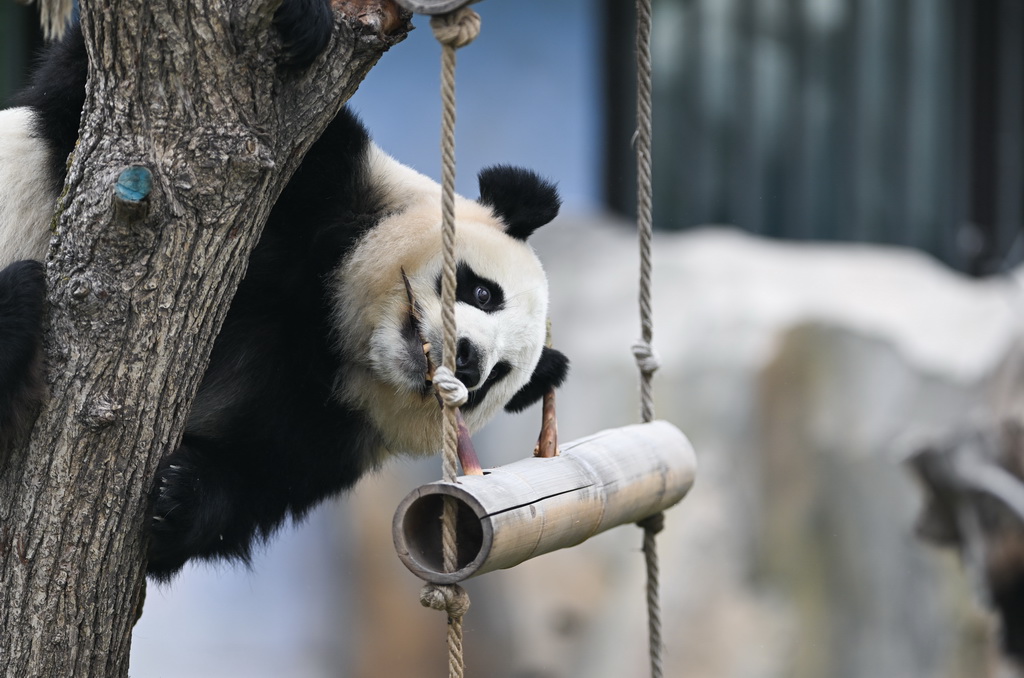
[533,388,559,458]
[393,420,697,583]
[533,319,559,457]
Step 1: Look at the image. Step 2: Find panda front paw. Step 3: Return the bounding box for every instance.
[147,451,248,580]
[147,458,202,579]
[273,0,333,68]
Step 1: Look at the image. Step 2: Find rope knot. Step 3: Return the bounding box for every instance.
[433,366,468,408]
[631,340,661,375]
[430,8,481,49]
[420,583,471,618]
[637,511,665,535]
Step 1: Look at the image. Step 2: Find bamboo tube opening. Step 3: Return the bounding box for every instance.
[398,490,489,578]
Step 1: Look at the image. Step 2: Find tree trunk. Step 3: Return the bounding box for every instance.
[0,1,409,675]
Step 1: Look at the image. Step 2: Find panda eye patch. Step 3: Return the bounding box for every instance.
[436,263,506,313]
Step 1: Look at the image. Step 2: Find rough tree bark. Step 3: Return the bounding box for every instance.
[0,0,409,675]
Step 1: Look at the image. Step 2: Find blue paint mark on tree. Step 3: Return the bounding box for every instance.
[115,166,152,203]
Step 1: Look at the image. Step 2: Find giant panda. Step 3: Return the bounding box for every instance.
[0,7,569,580]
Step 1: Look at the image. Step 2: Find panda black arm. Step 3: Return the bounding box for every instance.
[0,261,47,451]
[145,332,379,579]
[146,368,377,579]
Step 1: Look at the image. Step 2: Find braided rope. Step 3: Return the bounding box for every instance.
[635,0,657,426]
[634,0,665,676]
[434,367,469,410]
[434,9,467,486]
[419,9,481,678]
[420,583,471,677]
[638,512,665,677]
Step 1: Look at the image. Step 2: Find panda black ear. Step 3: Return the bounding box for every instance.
[504,347,569,413]
[478,165,561,241]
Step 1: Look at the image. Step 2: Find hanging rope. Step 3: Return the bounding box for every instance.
[633,0,665,676]
[633,0,660,424]
[418,8,481,678]
[637,512,665,676]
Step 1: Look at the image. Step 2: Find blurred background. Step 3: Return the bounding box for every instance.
[3,0,1023,676]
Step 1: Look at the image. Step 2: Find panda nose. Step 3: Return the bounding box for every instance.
[455,338,481,389]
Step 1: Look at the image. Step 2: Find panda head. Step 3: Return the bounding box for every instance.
[332,147,569,457]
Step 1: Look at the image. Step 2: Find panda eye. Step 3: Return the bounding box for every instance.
[473,284,492,307]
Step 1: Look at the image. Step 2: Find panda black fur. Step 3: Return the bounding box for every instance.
[0,10,569,580]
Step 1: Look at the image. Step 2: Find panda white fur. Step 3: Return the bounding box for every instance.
[0,11,568,579]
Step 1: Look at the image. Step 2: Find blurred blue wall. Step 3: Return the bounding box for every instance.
[349,0,602,212]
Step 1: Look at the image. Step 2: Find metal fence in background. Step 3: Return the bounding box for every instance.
[4,0,1022,276]
[605,0,1024,276]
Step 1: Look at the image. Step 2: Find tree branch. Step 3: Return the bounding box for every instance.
[0,1,409,675]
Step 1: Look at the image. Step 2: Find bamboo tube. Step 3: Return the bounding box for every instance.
[392,420,697,584]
